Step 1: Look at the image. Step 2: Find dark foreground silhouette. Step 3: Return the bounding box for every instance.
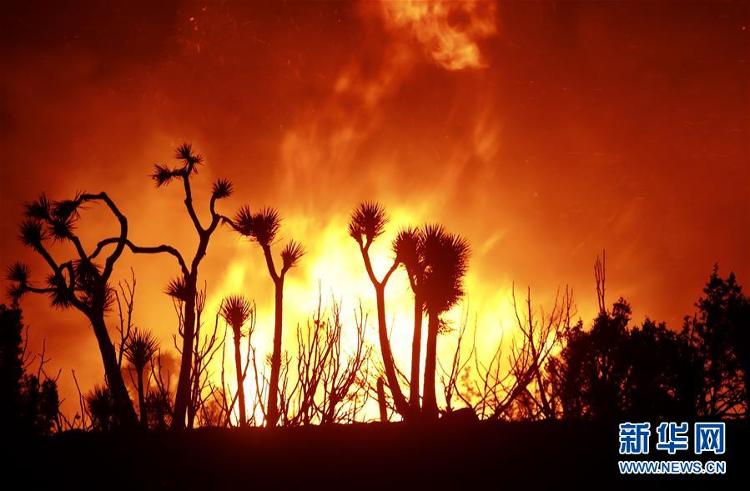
[12,420,749,489]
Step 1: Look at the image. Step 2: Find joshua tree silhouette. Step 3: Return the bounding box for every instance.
[124,328,159,427]
[419,225,469,418]
[8,192,138,426]
[348,202,410,419]
[231,206,304,427]
[94,144,233,429]
[220,295,254,427]
[393,227,426,413]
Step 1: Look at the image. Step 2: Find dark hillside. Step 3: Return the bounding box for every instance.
[11,420,749,489]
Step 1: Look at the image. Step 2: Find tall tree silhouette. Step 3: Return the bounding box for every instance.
[232,206,304,427]
[8,192,137,426]
[554,299,632,419]
[124,328,159,427]
[220,295,254,427]
[419,225,469,418]
[683,266,749,417]
[93,144,233,429]
[393,227,426,413]
[348,202,410,418]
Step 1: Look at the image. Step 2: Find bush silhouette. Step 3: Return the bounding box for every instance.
[0,305,60,436]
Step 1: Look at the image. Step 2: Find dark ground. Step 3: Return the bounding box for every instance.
[8,420,749,489]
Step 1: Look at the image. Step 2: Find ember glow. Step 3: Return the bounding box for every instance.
[1,1,748,421]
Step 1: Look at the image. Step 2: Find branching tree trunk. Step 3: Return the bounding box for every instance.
[419,225,469,419]
[348,202,410,419]
[9,192,138,427]
[390,224,470,419]
[393,227,425,414]
[92,144,233,429]
[230,206,304,427]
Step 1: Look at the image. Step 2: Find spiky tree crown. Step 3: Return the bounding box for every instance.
[6,262,30,302]
[393,227,421,269]
[419,224,470,314]
[165,276,193,302]
[151,143,204,187]
[7,256,109,311]
[220,295,253,337]
[281,240,305,271]
[348,202,388,245]
[19,193,85,246]
[124,329,159,371]
[175,143,203,168]
[233,206,281,247]
[211,179,233,199]
[6,262,30,285]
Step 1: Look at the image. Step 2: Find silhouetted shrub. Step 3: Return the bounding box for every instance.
[0,304,59,436]
[144,388,173,430]
[548,267,749,420]
[86,386,118,432]
[548,299,701,420]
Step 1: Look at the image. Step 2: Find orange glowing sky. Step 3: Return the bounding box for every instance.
[1,1,748,418]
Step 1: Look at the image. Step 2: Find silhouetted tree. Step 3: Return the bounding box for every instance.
[0,305,24,433]
[623,319,701,419]
[419,225,469,419]
[349,202,410,419]
[549,299,632,419]
[231,206,304,427]
[113,269,137,369]
[547,297,702,420]
[124,328,159,427]
[210,302,252,427]
[486,285,576,420]
[0,305,60,436]
[187,286,225,427]
[93,144,233,429]
[514,286,576,420]
[393,227,425,413]
[542,256,735,421]
[8,191,137,426]
[682,266,749,417]
[220,295,254,427]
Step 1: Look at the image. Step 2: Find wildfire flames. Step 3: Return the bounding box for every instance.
[204,0,508,421]
[2,1,747,423]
